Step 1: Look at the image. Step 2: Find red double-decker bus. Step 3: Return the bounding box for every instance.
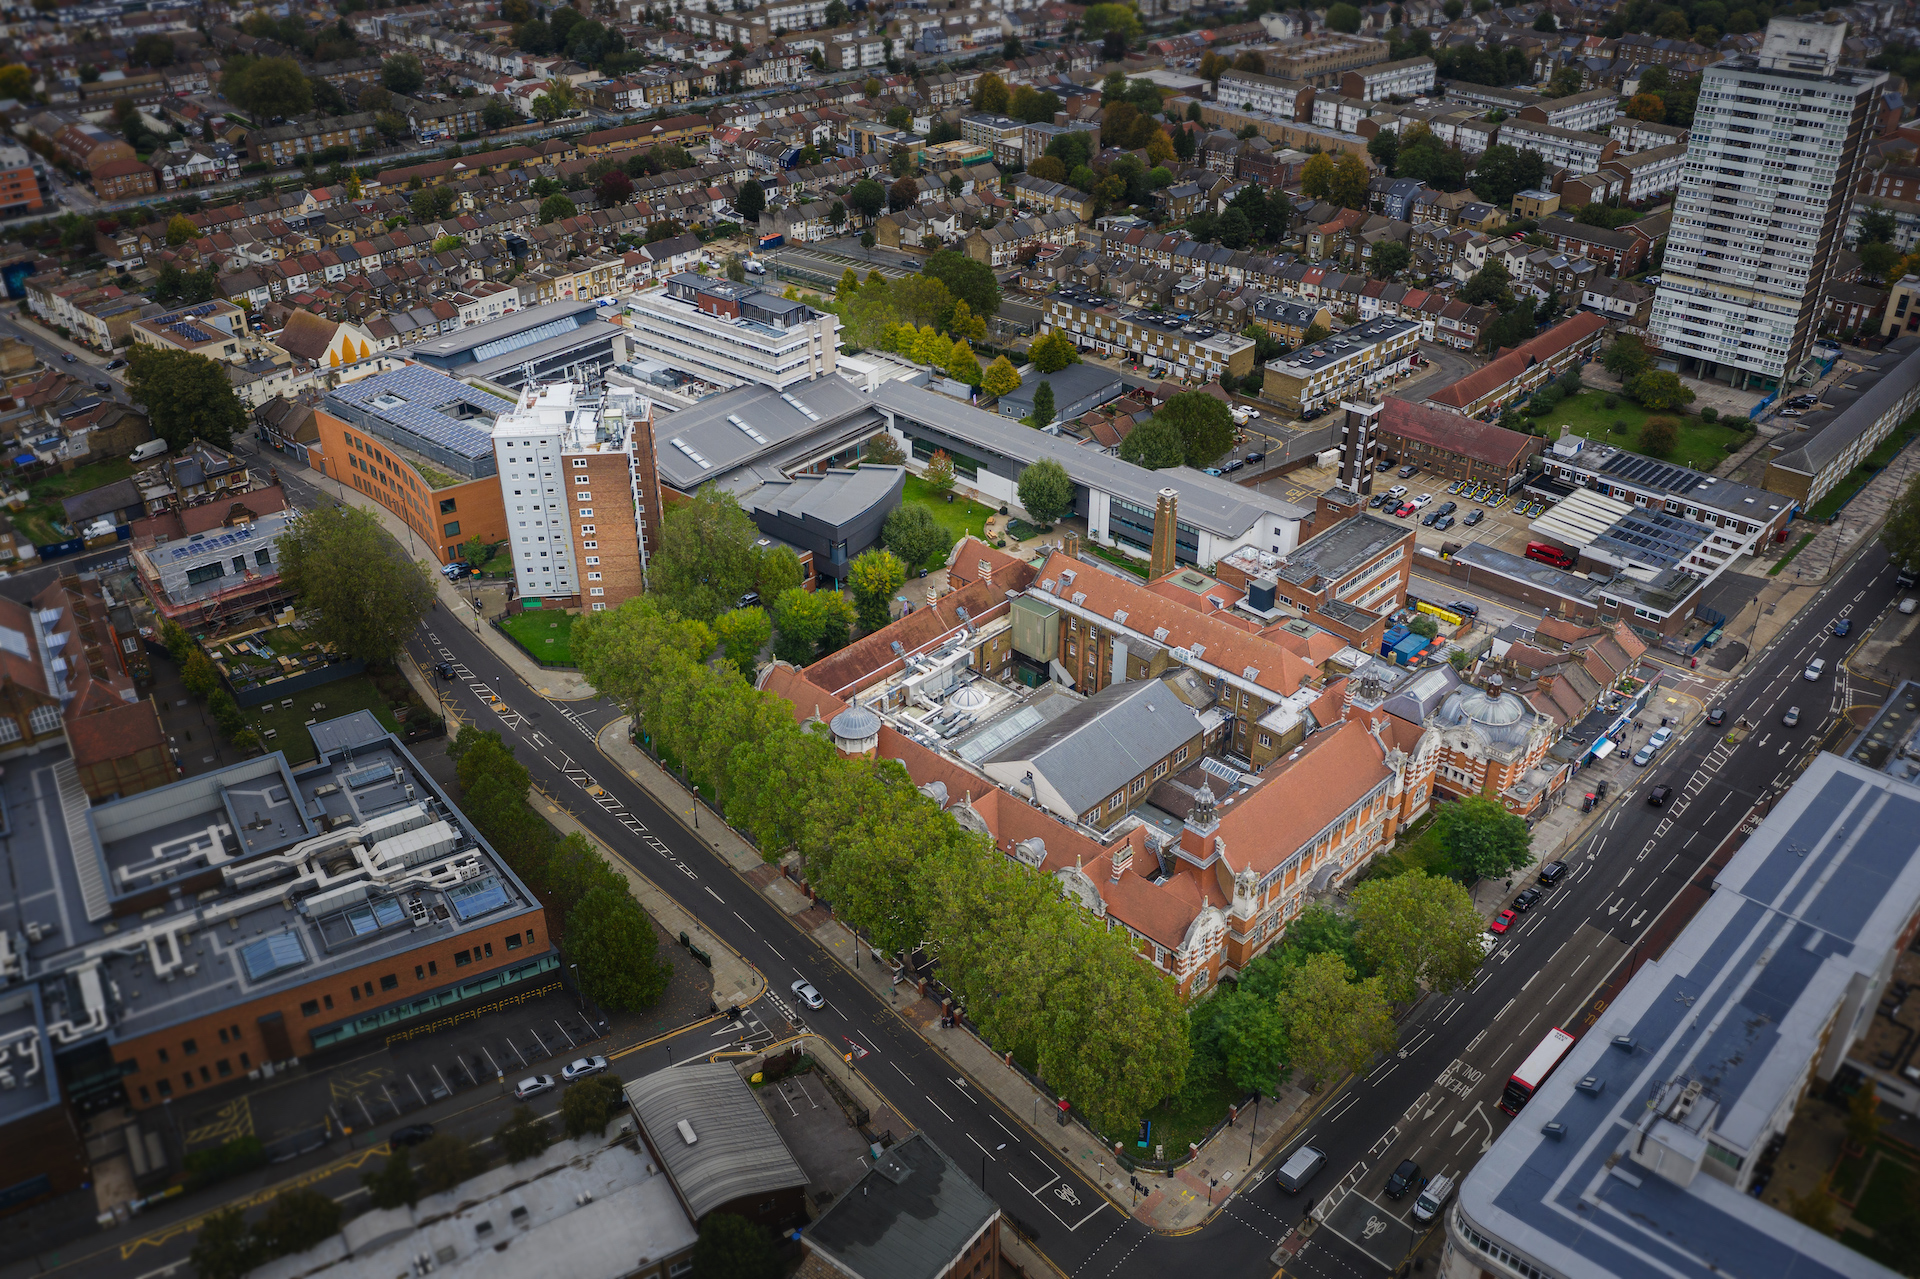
[1500,1027,1577,1115]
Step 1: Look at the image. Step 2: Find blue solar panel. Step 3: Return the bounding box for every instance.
[445,876,511,922]
[330,365,503,461]
[169,527,255,561]
[240,931,307,981]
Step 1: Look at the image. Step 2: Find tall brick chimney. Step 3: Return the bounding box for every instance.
[1150,487,1179,581]
[1339,398,1382,496]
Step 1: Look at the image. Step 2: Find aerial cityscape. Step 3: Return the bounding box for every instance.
[0,1,1919,1278]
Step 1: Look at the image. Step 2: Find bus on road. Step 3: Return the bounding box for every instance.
[1501,1027,1577,1115]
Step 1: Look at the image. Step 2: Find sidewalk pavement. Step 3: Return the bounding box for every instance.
[299,461,599,699]
[592,718,1339,1233]
[1785,436,1920,585]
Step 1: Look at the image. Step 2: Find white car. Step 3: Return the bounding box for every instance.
[1387,484,1409,499]
[1902,598,1917,615]
[561,1056,609,1082]
[1647,726,1673,750]
[513,1074,555,1100]
[790,978,825,1010]
[1805,658,1826,681]
[1411,493,1434,509]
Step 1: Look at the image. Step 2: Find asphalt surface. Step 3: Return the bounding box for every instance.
[20,444,1900,1279]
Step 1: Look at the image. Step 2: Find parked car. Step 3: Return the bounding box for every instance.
[1902,598,1918,615]
[60,352,76,363]
[1448,480,1465,494]
[1489,909,1516,934]
[104,358,126,370]
[1538,861,1568,885]
[1398,464,1419,478]
[1244,451,1265,463]
[390,1123,436,1147]
[1513,887,1544,912]
[1633,743,1657,766]
[1447,599,1479,618]
[1387,485,1408,499]
[1647,726,1673,750]
[1437,501,1457,516]
[562,1056,610,1082]
[1369,493,1390,508]
[1421,511,1440,526]
[1395,503,1416,517]
[1463,509,1484,526]
[1434,515,1456,530]
[1385,1159,1422,1198]
[514,1075,556,1100]
[1412,1174,1456,1225]
[1203,467,1223,477]
[1376,460,1393,472]
[1782,706,1800,727]
[93,380,111,392]
[1223,459,1244,473]
[791,978,826,1009]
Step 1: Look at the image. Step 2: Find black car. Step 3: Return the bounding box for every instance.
[60,352,77,363]
[1538,861,1568,885]
[93,380,111,392]
[435,661,454,679]
[1512,887,1544,912]
[1463,509,1484,526]
[1447,599,1480,618]
[1648,785,1673,808]
[1385,1159,1421,1198]
[1301,408,1322,421]
[1224,458,1244,472]
[1707,707,1725,726]
[1376,460,1393,472]
[1433,515,1456,531]
[105,358,126,370]
[391,1123,436,1147]
[1244,451,1265,464]
[1436,501,1457,516]
[1421,511,1439,526]
[1369,493,1390,508]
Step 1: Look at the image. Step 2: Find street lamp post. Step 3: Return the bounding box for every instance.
[1248,1090,1260,1167]
[569,963,584,1014]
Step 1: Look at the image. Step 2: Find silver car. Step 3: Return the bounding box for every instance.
[791,978,825,1010]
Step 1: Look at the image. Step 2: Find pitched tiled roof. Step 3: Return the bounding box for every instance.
[1379,395,1541,469]
[1425,312,1607,410]
[1215,717,1390,875]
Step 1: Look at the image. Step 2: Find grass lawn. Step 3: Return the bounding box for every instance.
[1546,389,1753,472]
[1134,1070,1246,1160]
[244,672,405,765]
[499,609,576,665]
[6,456,142,545]
[1090,543,1149,578]
[1852,1149,1917,1233]
[478,547,515,579]
[1771,531,1817,575]
[902,474,995,543]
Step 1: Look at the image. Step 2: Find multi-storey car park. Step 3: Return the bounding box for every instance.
[1649,18,1886,390]
[0,712,555,1219]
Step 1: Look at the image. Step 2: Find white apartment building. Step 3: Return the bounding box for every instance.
[1216,69,1313,121]
[493,382,654,612]
[1340,57,1435,102]
[623,272,840,391]
[1496,118,1616,172]
[1649,19,1887,389]
[1609,115,1690,154]
[1521,87,1620,134]
[961,113,1027,163]
[1311,93,1391,135]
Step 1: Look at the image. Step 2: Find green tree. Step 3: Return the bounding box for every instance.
[224,56,312,121]
[1326,2,1362,31]
[1017,459,1073,525]
[981,354,1021,398]
[847,177,885,221]
[1602,334,1651,380]
[946,338,982,387]
[414,1134,477,1197]
[691,1213,780,1279]
[1883,469,1920,575]
[1117,415,1188,469]
[1626,369,1695,411]
[768,587,851,665]
[561,1075,625,1138]
[1028,329,1079,373]
[1860,239,1902,282]
[538,193,577,223]
[181,648,219,697]
[863,432,907,467]
[125,346,244,449]
[1459,260,1513,308]
[714,606,772,679]
[1026,380,1056,428]
[482,96,518,130]
[1154,390,1236,467]
[1272,952,1397,1087]
[1300,151,1335,201]
[1195,988,1291,1096]
[276,503,435,665]
[190,1207,264,1279]
[1328,152,1369,209]
[1436,795,1533,881]
[1640,417,1679,456]
[495,1105,553,1163]
[1082,2,1143,44]
[651,487,763,623]
[382,54,424,94]
[1350,871,1484,1003]
[165,213,201,245]
[568,885,672,1009]
[848,548,907,632]
[253,1188,340,1257]
[736,178,765,222]
[1468,142,1544,207]
[362,1148,418,1209]
[1370,240,1411,278]
[880,503,953,572]
[1858,203,1899,245]
[1367,128,1400,173]
[923,249,1001,318]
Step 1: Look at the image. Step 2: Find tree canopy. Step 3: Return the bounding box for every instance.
[275,502,436,665]
[125,345,246,449]
[1151,391,1236,468]
[1017,459,1073,525]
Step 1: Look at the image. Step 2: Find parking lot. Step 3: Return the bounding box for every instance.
[1256,456,1551,562]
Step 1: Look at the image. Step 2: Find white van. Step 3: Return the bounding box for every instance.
[1411,1173,1455,1224]
[1273,1143,1326,1193]
[129,440,168,463]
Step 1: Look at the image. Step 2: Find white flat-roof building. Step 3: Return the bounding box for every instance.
[621,273,838,391]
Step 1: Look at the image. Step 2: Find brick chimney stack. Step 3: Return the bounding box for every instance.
[1064,528,1081,560]
[1150,487,1179,581]
[1111,842,1133,882]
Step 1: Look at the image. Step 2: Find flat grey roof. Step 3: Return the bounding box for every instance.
[653,376,879,493]
[1276,513,1405,586]
[805,1133,999,1279]
[624,1062,807,1219]
[1456,752,1916,1279]
[1770,335,1920,480]
[1269,315,1420,375]
[404,298,604,365]
[981,676,1205,814]
[872,378,1311,536]
[747,464,903,527]
[997,362,1123,412]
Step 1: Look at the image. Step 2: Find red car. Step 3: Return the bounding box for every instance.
[1395,503,1416,517]
[1488,909,1516,934]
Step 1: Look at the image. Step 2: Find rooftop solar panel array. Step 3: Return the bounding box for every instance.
[329,365,502,460]
[1598,450,1708,496]
[169,526,256,561]
[1592,509,1706,570]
